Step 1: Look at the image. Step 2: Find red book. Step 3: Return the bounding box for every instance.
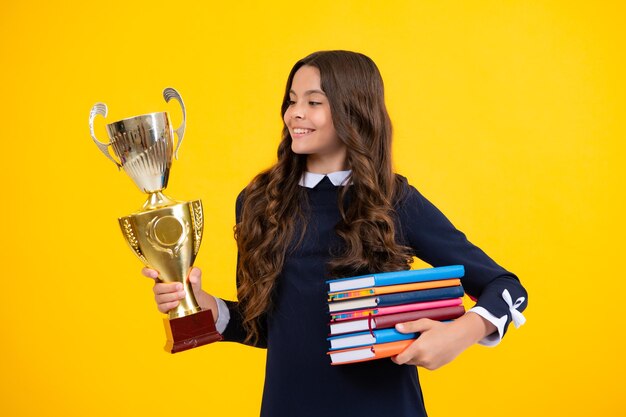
[329,305,465,335]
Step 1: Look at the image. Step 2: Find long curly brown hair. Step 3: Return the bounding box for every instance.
[235,51,414,344]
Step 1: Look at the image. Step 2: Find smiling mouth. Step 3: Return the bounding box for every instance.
[292,128,315,135]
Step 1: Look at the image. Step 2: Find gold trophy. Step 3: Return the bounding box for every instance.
[89,88,222,353]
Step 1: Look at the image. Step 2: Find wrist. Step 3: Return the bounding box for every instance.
[196,291,216,311]
[450,312,496,346]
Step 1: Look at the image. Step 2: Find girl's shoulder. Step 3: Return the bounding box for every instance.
[392,174,439,220]
[393,173,419,206]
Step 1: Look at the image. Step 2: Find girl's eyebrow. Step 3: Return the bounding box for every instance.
[289,89,327,96]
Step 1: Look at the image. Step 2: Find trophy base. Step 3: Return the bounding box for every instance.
[163,309,223,353]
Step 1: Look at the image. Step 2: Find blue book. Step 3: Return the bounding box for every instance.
[328,285,465,313]
[327,265,465,292]
[328,328,418,350]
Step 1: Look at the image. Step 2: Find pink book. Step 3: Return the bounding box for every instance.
[330,297,463,322]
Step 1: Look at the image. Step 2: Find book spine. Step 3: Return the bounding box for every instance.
[328,278,461,301]
[375,328,418,344]
[329,298,463,322]
[328,296,377,313]
[374,265,465,286]
[330,308,377,321]
[376,285,464,307]
[328,328,417,350]
[329,339,415,365]
[376,298,462,315]
[371,339,414,358]
[326,264,465,292]
[374,305,466,329]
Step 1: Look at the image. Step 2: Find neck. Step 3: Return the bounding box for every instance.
[306,151,348,174]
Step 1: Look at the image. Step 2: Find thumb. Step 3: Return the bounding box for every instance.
[396,318,436,334]
[188,267,203,292]
[141,267,159,280]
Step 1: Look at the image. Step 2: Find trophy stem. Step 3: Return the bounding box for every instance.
[143,191,178,210]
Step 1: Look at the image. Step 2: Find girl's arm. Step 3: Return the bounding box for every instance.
[142,266,268,348]
[392,179,527,368]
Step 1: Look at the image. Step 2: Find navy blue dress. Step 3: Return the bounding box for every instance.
[222,175,527,417]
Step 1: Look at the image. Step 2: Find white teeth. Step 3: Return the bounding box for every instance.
[294,128,313,134]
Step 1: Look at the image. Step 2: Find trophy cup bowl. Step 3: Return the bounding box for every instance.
[90,88,222,353]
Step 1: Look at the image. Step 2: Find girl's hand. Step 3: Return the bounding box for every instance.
[141,267,215,314]
[391,313,496,370]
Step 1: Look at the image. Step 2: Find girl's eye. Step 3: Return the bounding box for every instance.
[309,101,322,106]
[287,100,296,106]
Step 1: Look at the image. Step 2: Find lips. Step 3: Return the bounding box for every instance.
[291,127,316,138]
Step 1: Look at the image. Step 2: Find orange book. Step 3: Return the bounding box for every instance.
[328,278,461,302]
[328,339,414,365]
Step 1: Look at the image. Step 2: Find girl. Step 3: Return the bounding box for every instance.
[144,50,527,417]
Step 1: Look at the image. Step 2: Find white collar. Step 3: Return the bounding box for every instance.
[298,170,352,188]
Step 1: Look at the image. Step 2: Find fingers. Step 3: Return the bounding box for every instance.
[142,266,203,284]
[153,282,185,314]
[156,300,179,314]
[153,282,183,296]
[142,267,159,280]
[188,267,203,288]
[395,318,436,334]
[141,266,203,314]
[391,337,436,368]
[391,341,426,367]
[392,319,442,368]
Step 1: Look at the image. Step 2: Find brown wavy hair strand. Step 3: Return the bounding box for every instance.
[235,51,413,344]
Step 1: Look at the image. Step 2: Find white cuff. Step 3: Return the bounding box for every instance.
[214,296,231,334]
[469,289,527,347]
[468,306,507,347]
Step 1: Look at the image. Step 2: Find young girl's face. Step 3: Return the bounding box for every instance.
[284,65,347,173]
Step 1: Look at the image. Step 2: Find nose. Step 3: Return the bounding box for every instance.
[289,101,305,120]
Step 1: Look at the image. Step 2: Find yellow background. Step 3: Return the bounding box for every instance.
[2,1,624,415]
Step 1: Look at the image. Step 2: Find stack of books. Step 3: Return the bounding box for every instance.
[326,265,466,365]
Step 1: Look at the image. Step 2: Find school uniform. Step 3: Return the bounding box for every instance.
[215,171,527,417]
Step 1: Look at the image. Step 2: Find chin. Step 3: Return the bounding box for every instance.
[291,144,312,155]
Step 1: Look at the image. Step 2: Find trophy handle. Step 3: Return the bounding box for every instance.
[89,103,122,169]
[163,88,186,160]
